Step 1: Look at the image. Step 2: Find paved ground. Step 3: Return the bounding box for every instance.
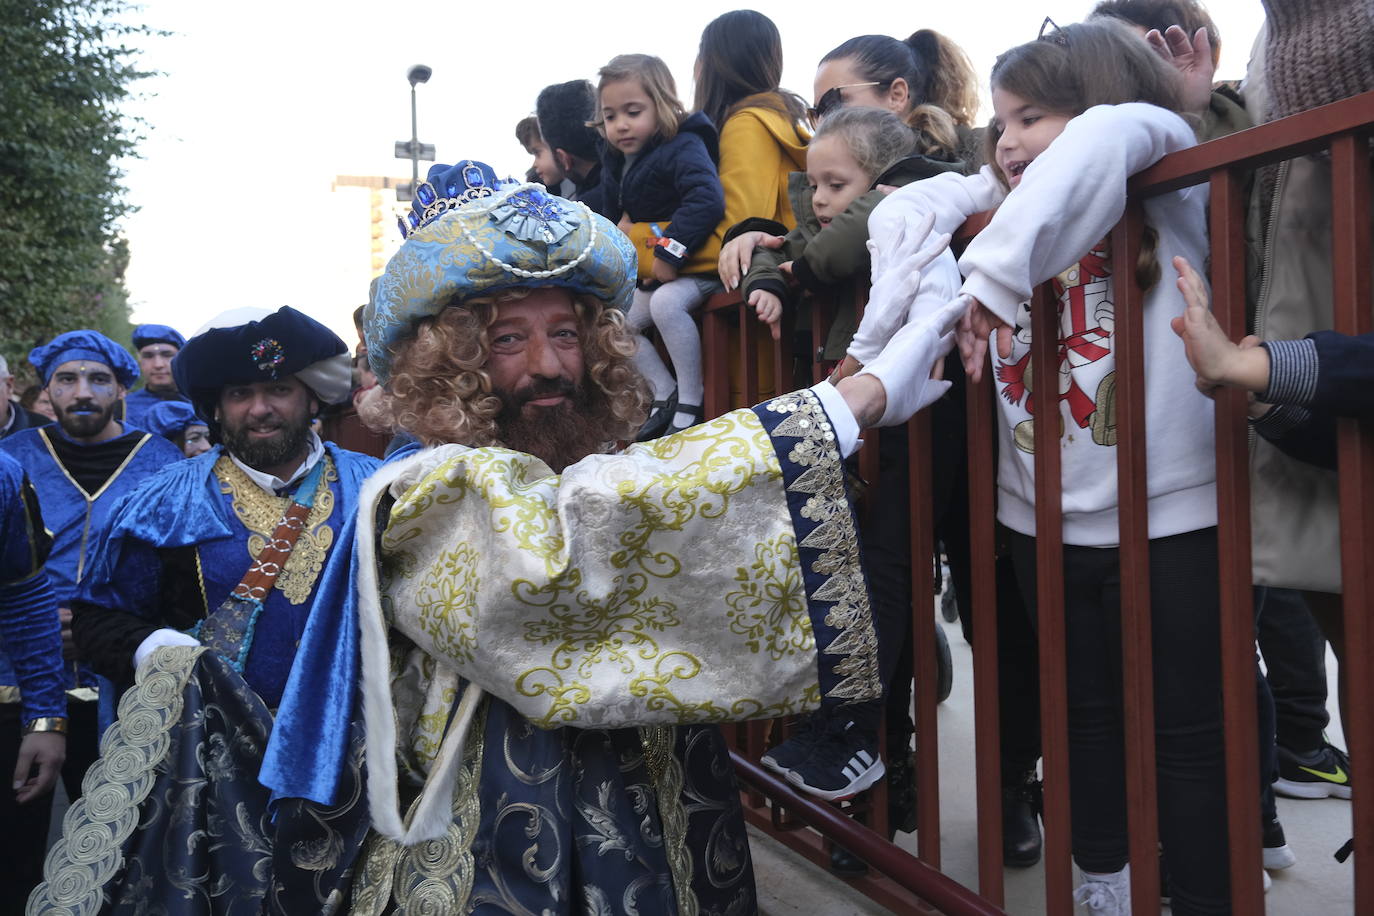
[46,613,1352,914]
[751,613,1354,914]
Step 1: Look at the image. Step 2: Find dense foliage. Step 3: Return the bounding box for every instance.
[0,0,155,380]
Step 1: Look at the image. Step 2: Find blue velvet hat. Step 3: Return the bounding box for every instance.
[173,306,352,430]
[142,400,203,439]
[131,324,186,350]
[29,330,140,388]
[365,159,635,383]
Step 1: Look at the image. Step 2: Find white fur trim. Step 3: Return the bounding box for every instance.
[356,446,486,845]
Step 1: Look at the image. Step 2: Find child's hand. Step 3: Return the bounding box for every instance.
[651,258,678,285]
[719,232,786,292]
[617,212,634,234]
[748,289,783,340]
[1169,255,1271,396]
[957,297,1013,384]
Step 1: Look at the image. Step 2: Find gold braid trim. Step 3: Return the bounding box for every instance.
[350,696,488,915]
[213,455,337,605]
[26,647,204,915]
[763,389,880,701]
[640,725,699,916]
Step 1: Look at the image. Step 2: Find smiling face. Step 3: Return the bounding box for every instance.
[485,289,586,413]
[598,78,659,156]
[216,376,316,475]
[47,360,126,443]
[806,134,871,226]
[991,86,1073,189]
[137,342,179,392]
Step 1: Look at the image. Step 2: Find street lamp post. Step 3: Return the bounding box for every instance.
[406,64,432,187]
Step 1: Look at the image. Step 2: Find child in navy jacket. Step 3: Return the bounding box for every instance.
[594,54,725,437]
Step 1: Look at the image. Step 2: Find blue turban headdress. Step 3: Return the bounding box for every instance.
[364,159,635,383]
[29,330,139,388]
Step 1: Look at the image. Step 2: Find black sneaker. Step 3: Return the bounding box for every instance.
[1264,817,1297,870]
[760,711,827,776]
[1275,740,1352,800]
[786,717,885,801]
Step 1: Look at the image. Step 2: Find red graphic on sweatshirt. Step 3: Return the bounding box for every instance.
[997,241,1113,430]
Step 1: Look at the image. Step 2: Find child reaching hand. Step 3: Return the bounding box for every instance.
[594,54,725,438]
[1172,254,1374,469]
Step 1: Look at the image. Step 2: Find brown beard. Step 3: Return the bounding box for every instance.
[493,377,618,473]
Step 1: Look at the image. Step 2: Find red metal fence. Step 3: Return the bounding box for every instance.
[702,89,1374,914]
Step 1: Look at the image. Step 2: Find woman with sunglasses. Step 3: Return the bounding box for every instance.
[718,29,979,293]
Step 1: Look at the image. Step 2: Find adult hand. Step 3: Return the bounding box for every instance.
[1146,25,1215,117]
[748,289,783,340]
[956,296,1013,383]
[133,628,201,670]
[651,258,679,286]
[58,606,76,661]
[856,298,966,426]
[13,731,64,804]
[719,232,785,292]
[847,213,948,366]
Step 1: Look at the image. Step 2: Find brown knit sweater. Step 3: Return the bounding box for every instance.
[1263,0,1374,121]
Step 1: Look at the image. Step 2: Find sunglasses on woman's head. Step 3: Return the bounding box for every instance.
[807,82,884,126]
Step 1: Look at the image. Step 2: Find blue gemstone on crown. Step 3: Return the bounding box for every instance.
[462,163,485,188]
[415,182,437,206]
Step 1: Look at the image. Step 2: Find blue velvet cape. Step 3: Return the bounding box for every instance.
[76,442,379,707]
[0,452,63,722]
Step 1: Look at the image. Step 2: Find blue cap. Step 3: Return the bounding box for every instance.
[141,400,203,439]
[131,324,186,350]
[29,330,139,388]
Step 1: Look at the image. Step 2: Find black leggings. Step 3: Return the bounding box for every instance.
[1010,527,1231,916]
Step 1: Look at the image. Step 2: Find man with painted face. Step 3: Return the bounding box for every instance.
[121,324,190,429]
[0,330,183,810]
[252,161,961,913]
[30,308,380,914]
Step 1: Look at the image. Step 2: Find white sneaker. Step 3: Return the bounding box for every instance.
[1074,864,1131,915]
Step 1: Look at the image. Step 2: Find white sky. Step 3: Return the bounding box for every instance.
[116,0,1267,347]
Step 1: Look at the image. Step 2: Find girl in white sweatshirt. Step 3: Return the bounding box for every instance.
[870,20,1229,916]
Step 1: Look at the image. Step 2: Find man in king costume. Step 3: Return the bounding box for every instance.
[257,161,963,913]
[31,308,380,913]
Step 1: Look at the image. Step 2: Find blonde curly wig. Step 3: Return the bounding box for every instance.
[366,287,651,450]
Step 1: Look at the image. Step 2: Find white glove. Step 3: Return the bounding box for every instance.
[848,213,950,367]
[857,298,967,426]
[133,628,201,669]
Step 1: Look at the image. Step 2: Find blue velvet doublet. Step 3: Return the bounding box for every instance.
[0,426,182,691]
[77,442,379,707]
[0,452,64,722]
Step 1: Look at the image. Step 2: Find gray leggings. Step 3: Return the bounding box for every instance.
[626,275,721,407]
